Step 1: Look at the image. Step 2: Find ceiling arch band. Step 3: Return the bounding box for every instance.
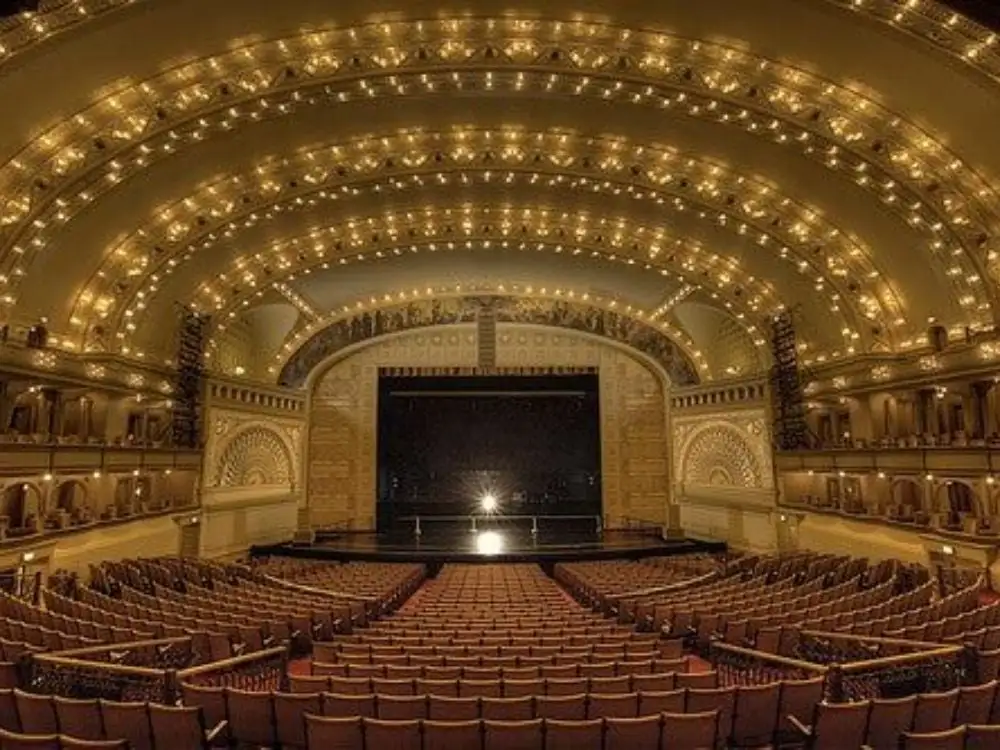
[194,230,773,347]
[0,19,995,320]
[3,2,996,90]
[82,132,902,347]
[194,234,770,375]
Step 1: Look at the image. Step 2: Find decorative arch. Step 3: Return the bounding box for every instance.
[679,423,765,488]
[890,478,925,517]
[279,295,699,389]
[213,426,294,488]
[54,480,89,516]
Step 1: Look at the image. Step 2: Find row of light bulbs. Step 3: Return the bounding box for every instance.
[809,468,998,485]
[5,67,988,313]
[1,24,992,308]
[129,207,786,360]
[110,188,858,357]
[84,129,900,336]
[3,2,995,101]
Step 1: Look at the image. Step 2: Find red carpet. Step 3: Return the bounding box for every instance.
[288,658,311,676]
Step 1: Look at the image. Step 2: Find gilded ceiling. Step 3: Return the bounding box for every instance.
[1,0,999,384]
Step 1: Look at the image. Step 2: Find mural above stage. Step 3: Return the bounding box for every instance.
[278,296,699,388]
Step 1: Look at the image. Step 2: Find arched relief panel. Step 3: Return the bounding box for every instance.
[671,409,776,551]
[306,323,671,531]
[202,409,303,498]
[214,428,293,487]
[674,416,772,490]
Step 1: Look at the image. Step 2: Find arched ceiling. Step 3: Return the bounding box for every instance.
[1,0,1000,385]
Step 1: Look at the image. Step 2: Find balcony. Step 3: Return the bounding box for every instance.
[0,502,201,551]
[776,445,1000,475]
[0,439,202,476]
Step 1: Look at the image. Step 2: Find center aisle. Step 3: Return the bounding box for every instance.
[303,563,713,749]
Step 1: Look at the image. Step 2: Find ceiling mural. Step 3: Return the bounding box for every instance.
[278,294,700,388]
[0,0,997,386]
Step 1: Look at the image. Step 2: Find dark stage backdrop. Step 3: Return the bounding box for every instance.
[376,374,601,526]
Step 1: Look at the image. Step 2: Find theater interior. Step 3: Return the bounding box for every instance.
[1,0,1000,747]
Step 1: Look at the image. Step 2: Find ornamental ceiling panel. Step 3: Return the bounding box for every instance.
[0,0,997,385]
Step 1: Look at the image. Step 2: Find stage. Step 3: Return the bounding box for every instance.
[252,523,725,565]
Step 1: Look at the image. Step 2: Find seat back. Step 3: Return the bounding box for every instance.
[147,703,207,750]
[483,718,544,750]
[900,725,966,750]
[660,710,718,750]
[304,714,363,750]
[98,700,151,750]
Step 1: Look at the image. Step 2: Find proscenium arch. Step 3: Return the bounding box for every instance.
[3,15,996,346]
[301,314,677,532]
[279,294,701,389]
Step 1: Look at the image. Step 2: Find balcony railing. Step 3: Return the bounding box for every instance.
[0,441,202,475]
[776,446,1000,475]
[0,503,201,550]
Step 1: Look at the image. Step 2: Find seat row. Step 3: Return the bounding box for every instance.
[351,627,638,642]
[314,649,676,668]
[310,657,689,680]
[303,711,721,750]
[324,633,671,652]
[0,689,224,750]
[289,669,714,697]
[790,681,1000,750]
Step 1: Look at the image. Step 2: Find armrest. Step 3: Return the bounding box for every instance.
[205,719,228,743]
[785,714,812,738]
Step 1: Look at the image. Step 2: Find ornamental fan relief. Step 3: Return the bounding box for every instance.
[214,427,292,488]
[682,425,764,488]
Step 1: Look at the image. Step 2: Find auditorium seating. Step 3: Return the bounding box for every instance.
[0,554,997,748]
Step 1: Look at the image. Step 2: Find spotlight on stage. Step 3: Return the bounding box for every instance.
[476,530,504,556]
[480,493,498,514]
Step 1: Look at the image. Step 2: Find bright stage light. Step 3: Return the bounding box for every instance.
[476,531,504,556]
[480,493,498,513]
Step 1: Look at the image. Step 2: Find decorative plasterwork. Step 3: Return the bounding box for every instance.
[674,413,773,489]
[204,409,302,489]
[89,129,897,349]
[279,295,698,389]
[2,16,996,353]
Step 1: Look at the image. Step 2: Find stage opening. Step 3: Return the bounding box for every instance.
[376,373,602,538]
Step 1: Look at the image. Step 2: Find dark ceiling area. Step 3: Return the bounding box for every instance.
[944,0,1000,28]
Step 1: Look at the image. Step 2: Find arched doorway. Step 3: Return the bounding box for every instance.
[55,480,91,527]
[0,483,41,537]
[890,479,924,524]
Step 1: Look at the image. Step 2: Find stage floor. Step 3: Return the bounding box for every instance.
[254,527,725,564]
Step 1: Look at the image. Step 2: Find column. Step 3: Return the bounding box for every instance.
[970,382,992,440]
[79,397,94,440]
[916,388,935,436]
[0,380,9,432]
[49,391,64,437]
[851,398,874,442]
